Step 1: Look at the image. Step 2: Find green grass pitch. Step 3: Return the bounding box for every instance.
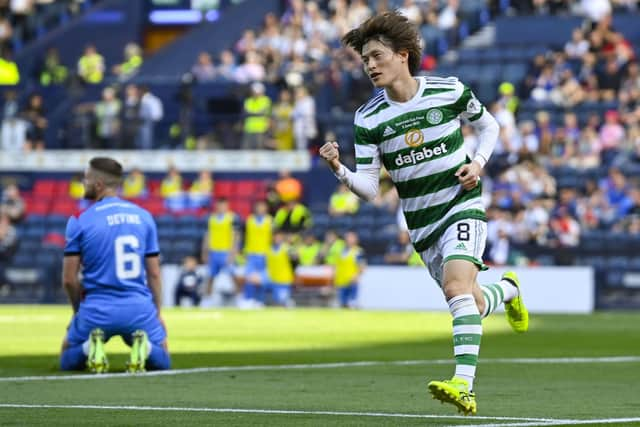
[1,306,639,426]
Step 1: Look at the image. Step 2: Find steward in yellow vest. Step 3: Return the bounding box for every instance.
[334,231,365,308]
[202,198,240,295]
[266,231,294,306]
[242,201,273,303]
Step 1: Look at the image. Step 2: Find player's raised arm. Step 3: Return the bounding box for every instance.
[319,140,380,201]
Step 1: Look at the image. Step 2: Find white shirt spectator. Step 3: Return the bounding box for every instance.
[1,118,28,152]
[140,91,163,122]
[579,0,611,22]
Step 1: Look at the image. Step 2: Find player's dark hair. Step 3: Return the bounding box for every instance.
[341,10,422,75]
[89,157,123,188]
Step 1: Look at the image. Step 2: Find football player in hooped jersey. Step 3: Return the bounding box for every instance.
[319,11,528,415]
[60,157,170,373]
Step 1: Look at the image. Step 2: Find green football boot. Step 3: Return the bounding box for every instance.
[502,271,529,333]
[428,377,477,415]
[86,328,109,374]
[126,330,148,373]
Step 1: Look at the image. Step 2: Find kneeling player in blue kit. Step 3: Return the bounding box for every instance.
[60,157,170,373]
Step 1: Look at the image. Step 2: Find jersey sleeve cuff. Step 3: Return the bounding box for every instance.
[145,252,160,258]
[64,251,80,256]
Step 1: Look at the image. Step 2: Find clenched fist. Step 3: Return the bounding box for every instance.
[319,141,341,172]
[455,160,482,191]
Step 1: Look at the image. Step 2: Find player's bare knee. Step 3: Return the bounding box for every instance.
[443,279,473,300]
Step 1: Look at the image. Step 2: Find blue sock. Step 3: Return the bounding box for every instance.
[147,343,171,370]
[60,344,86,371]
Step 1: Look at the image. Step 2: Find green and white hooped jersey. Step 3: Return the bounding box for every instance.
[354,76,487,252]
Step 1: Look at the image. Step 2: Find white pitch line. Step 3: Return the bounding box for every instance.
[0,403,560,423]
[0,356,638,383]
[447,417,640,427]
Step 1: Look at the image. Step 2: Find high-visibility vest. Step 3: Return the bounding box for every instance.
[334,247,363,287]
[244,214,272,255]
[243,95,271,134]
[267,243,294,284]
[208,212,235,252]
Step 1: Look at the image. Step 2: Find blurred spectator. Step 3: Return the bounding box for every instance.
[0,47,19,85]
[234,50,266,83]
[188,170,214,210]
[274,199,312,235]
[160,165,185,212]
[112,42,143,80]
[202,198,241,296]
[0,15,12,48]
[275,170,302,203]
[242,200,273,306]
[265,230,295,306]
[38,47,68,86]
[77,44,104,84]
[1,112,28,152]
[497,82,520,115]
[599,110,625,166]
[294,230,321,266]
[121,83,140,149]
[191,51,216,82]
[0,212,18,286]
[292,85,317,151]
[321,229,345,266]
[94,87,121,149]
[122,168,147,199]
[598,59,623,102]
[270,89,294,150]
[0,183,25,224]
[242,82,271,149]
[564,28,590,59]
[138,86,163,150]
[21,93,47,150]
[398,0,422,24]
[174,256,203,307]
[329,183,359,216]
[216,49,237,82]
[383,230,414,265]
[550,206,581,247]
[333,231,365,308]
[579,0,612,23]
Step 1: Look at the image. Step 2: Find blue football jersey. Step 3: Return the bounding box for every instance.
[64,196,160,297]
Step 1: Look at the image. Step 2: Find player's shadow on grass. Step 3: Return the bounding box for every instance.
[0,329,534,376]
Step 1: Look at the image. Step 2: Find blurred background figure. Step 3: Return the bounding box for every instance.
[121,168,147,199]
[174,256,204,307]
[270,89,294,150]
[0,183,25,224]
[333,231,365,309]
[202,198,240,298]
[274,170,302,204]
[329,183,359,216]
[188,170,214,211]
[94,87,121,149]
[292,86,317,151]
[160,165,185,212]
[112,42,143,80]
[265,230,295,307]
[77,44,104,84]
[242,82,271,150]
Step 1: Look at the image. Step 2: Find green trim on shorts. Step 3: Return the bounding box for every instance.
[443,254,489,271]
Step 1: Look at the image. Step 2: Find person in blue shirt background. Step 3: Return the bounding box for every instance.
[60,157,170,373]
